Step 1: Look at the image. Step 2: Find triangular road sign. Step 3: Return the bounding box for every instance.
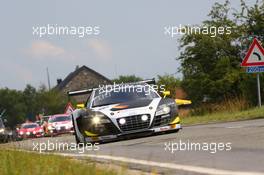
[64,102,75,114]
[241,38,264,67]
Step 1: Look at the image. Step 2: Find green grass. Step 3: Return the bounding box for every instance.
[0,149,119,175]
[182,106,264,125]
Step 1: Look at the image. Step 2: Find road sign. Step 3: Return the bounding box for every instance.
[241,38,264,107]
[64,102,75,114]
[241,38,264,67]
[246,66,264,73]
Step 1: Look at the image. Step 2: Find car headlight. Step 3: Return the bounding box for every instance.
[92,116,101,125]
[0,128,4,133]
[91,114,111,125]
[19,131,24,135]
[155,104,171,116]
[48,126,53,130]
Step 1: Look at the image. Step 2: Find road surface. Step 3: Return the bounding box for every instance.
[8,119,264,175]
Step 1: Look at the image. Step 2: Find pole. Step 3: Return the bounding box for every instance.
[46,67,51,90]
[257,73,261,107]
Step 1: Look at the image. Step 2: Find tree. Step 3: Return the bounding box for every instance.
[178,0,264,105]
[0,88,26,127]
[23,84,38,121]
[112,75,143,83]
[35,89,68,115]
[0,85,68,128]
[157,75,181,98]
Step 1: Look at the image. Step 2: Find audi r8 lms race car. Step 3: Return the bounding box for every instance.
[69,79,181,144]
[18,122,44,139]
[47,114,74,136]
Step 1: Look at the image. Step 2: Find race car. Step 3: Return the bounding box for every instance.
[47,114,74,136]
[69,79,181,144]
[0,118,9,143]
[18,122,44,139]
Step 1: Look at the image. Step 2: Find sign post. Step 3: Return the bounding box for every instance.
[241,38,264,107]
[257,74,261,107]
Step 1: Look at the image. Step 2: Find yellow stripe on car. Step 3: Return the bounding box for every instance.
[170,116,180,124]
[84,131,98,137]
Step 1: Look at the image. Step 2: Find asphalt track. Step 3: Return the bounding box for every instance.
[9,119,264,175]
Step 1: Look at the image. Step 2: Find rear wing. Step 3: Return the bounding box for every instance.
[130,78,156,85]
[67,78,156,97]
[112,78,156,86]
[67,89,93,97]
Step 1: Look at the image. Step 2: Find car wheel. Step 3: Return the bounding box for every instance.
[71,115,81,144]
[4,136,8,143]
[74,128,81,144]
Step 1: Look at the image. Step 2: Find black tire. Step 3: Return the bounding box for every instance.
[3,135,8,143]
[71,115,81,144]
[74,128,81,144]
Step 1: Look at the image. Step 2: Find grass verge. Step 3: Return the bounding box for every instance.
[0,149,119,175]
[182,106,264,125]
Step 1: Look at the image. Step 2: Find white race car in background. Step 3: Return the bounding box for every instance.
[69,80,181,143]
[47,114,74,136]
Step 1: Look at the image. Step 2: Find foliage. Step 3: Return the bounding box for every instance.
[0,149,118,175]
[178,0,264,106]
[112,75,143,83]
[191,96,249,116]
[182,105,264,125]
[0,85,67,127]
[157,75,181,98]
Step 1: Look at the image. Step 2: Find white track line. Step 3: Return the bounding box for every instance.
[52,152,263,175]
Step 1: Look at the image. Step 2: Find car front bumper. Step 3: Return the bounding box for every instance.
[18,132,44,138]
[84,123,181,143]
[48,127,74,135]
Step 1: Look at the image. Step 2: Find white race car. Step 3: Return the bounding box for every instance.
[69,80,181,144]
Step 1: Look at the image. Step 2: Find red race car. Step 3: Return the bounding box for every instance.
[18,123,44,139]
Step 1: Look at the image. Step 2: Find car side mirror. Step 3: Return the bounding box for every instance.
[76,103,85,109]
[162,91,170,98]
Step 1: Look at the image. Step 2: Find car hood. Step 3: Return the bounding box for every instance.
[109,98,153,111]
[93,97,161,119]
[51,121,72,126]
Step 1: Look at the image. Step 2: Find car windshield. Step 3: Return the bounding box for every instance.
[92,85,159,107]
[49,116,70,123]
[22,124,38,129]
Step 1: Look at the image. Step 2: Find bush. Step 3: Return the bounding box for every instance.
[191,96,250,116]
